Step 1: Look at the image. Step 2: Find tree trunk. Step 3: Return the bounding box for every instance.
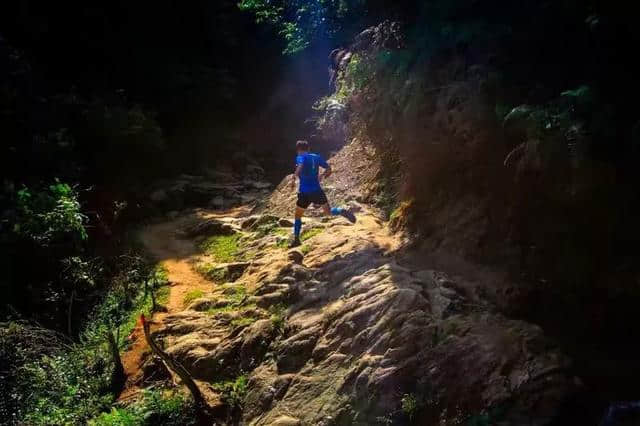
[67,290,75,336]
[140,315,206,412]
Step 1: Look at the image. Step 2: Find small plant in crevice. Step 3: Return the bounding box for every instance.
[401,393,421,421]
[269,303,287,333]
[211,374,248,412]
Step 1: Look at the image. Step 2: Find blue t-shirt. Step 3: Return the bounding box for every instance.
[296,152,328,193]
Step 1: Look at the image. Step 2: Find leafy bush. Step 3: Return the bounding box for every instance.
[14,181,87,248]
[18,348,113,425]
[89,389,195,426]
[0,321,113,425]
[1,180,93,331]
[83,262,169,349]
[2,256,170,424]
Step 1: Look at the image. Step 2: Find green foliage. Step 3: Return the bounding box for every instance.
[89,389,195,426]
[238,0,365,54]
[84,261,169,349]
[14,181,87,248]
[211,375,248,410]
[300,227,323,241]
[196,263,228,283]
[227,285,248,304]
[330,53,374,103]
[18,350,113,425]
[401,393,420,421]
[7,259,171,424]
[200,234,243,262]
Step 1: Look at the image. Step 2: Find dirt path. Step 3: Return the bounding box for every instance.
[117,207,251,402]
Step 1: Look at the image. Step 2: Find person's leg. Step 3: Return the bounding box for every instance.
[294,206,305,243]
[320,201,356,223]
[291,192,310,247]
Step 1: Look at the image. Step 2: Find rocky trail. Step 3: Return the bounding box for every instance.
[117,141,577,425]
[118,206,253,403]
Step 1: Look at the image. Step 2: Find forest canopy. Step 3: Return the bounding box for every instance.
[238,0,366,53]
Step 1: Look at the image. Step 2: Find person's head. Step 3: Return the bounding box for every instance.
[296,140,309,154]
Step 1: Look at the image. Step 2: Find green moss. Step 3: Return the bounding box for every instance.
[226,285,247,304]
[300,227,323,242]
[206,304,236,315]
[206,286,254,316]
[231,317,257,328]
[199,234,243,262]
[183,289,205,307]
[300,244,312,255]
[195,263,227,283]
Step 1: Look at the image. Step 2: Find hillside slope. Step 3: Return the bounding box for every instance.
[123,139,576,425]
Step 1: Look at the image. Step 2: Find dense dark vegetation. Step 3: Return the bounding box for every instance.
[2,0,640,424]
[1,1,327,423]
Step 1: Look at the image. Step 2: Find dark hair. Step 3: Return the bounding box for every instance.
[296,140,309,151]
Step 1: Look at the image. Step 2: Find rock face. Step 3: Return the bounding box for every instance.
[149,201,576,425]
[242,258,574,425]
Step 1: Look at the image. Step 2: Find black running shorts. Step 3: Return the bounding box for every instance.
[296,190,328,209]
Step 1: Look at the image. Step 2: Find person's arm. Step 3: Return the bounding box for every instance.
[319,156,332,180]
[291,164,302,190]
[291,155,304,190]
